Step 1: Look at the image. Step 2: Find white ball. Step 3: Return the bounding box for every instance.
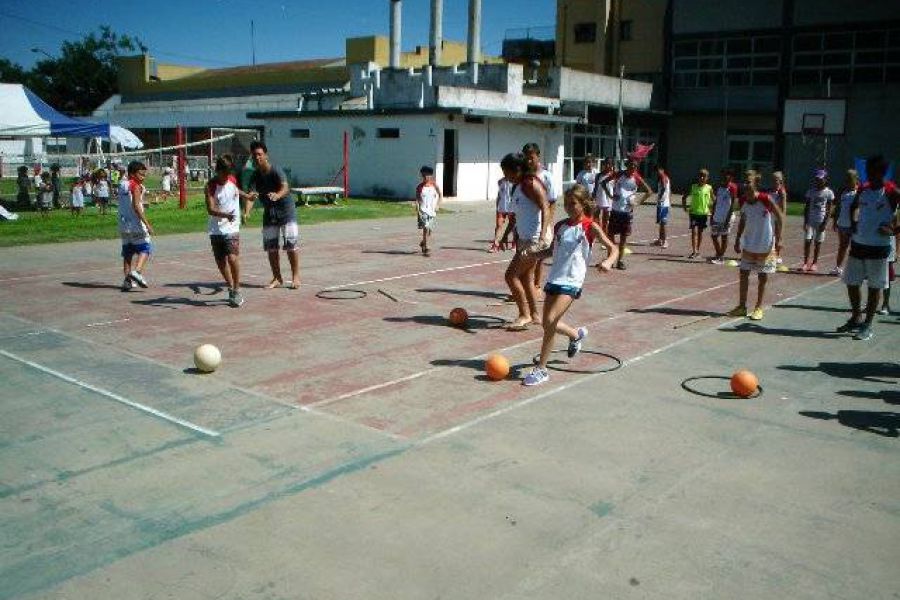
[193,344,221,373]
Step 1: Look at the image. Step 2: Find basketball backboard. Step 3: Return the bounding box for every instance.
[783,98,846,135]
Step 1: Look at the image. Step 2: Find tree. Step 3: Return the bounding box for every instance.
[0,58,28,84]
[26,26,146,115]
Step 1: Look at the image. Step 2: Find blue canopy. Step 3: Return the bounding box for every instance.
[0,83,110,138]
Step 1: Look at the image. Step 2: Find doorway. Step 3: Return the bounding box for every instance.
[443,129,457,196]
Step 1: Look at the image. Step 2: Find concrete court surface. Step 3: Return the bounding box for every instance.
[0,200,898,599]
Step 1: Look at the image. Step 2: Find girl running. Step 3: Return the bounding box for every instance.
[523,184,618,386]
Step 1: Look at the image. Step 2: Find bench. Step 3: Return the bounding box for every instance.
[291,186,345,207]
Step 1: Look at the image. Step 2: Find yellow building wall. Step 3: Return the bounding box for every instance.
[556,0,612,73]
[617,0,666,75]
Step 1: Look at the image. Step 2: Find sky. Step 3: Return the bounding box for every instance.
[0,0,556,69]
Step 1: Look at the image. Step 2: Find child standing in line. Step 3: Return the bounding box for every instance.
[523,184,618,386]
[158,167,174,203]
[490,174,514,252]
[15,166,32,209]
[592,157,615,232]
[801,169,834,272]
[830,169,859,276]
[683,168,713,259]
[709,169,738,264]
[82,174,93,210]
[500,152,550,331]
[50,164,62,208]
[38,172,53,217]
[117,161,154,292]
[575,154,598,191]
[206,155,244,307]
[837,155,900,340]
[597,159,653,270]
[651,165,671,248]
[70,178,84,216]
[728,170,784,321]
[524,143,558,295]
[771,171,788,265]
[416,165,442,257]
[94,169,110,215]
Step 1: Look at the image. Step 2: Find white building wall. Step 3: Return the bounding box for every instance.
[263,113,566,202]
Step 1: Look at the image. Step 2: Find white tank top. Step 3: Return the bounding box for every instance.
[513,179,542,244]
[740,193,776,254]
[546,217,596,288]
[852,183,897,248]
[117,178,149,240]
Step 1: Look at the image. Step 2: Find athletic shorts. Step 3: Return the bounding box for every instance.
[121,241,152,260]
[608,210,632,236]
[656,205,670,225]
[689,214,709,230]
[544,282,582,299]
[263,221,300,252]
[96,196,109,206]
[804,223,826,243]
[740,250,776,274]
[711,216,733,237]
[417,213,436,231]
[843,256,889,289]
[210,234,240,261]
[838,226,853,236]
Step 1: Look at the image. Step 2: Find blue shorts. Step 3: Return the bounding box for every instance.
[689,214,708,230]
[544,282,582,299]
[656,205,670,224]
[122,241,152,260]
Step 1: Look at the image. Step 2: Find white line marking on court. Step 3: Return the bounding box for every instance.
[418,278,841,444]
[322,259,510,290]
[0,349,221,438]
[85,318,131,328]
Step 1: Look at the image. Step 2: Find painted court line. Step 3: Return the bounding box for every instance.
[323,259,510,290]
[418,278,842,445]
[0,349,221,438]
[85,318,131,328]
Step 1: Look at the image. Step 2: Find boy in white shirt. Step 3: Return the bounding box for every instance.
[709,169,738,264]
[802,169,835,272]
[206,154,245,307]
[117,161,154,291]
[416,165,442,257]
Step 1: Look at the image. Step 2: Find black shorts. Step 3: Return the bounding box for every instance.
[210,234,240,260]
[608,210,633,236]
[689,214,709,230]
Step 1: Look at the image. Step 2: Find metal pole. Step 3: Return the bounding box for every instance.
[343,131,350,197]
[615,65,624,169]
[429,0,443,66]
[177,126,187,209]
[467,0,482,64]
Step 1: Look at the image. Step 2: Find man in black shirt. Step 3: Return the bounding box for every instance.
[247,141,300,289]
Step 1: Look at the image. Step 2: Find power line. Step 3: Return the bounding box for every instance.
[0,9,239,67]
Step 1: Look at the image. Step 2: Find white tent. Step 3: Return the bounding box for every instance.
[0,83,110,138]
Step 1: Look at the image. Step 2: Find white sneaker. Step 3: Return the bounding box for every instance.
[567,327,588,358]
[128,270,148,288]
[829,267,843,276]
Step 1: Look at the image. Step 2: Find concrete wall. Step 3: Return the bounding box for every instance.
[792,0,898,26]
[671,86,779,113]
[556,0,611,73]
[673,0,783,34]
[617,0,667,75]
[262,113,565,202]
[550,67,653,109]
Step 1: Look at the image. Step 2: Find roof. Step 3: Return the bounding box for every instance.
[179,58,344,81]
[0,83,109,138]
[247,106,582,124]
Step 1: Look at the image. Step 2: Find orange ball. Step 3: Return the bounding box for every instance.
[730,369,759,398]
[484,354,510,381]
[448,307,468,327]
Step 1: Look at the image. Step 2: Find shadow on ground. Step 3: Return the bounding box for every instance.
[384,314,506,334]
[779,361,900,383]
[837,389,900,405]
[799,410,900,437]
[62,281,123,290]
[726,322,841,339]
[416,287,508,300]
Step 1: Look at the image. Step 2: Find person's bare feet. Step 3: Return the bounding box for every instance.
[288,279,300,289]
[530,313,542,326]
[506,317,532,331]
[266,278,283,289]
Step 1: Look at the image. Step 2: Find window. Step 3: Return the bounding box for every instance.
[563,123,659,182]
[791,27,900,85]
[290,128,310,138]
[672,34,781,88]
[377,128,400,139]
[619,20,632,42]
[727,134,775,174]
[574,23,597,44]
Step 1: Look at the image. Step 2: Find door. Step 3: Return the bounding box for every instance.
[443,129,457,197]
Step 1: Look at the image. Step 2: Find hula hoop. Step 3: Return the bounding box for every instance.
[315,288,367,300]
[532,349,623,374]
[680,376,764,399]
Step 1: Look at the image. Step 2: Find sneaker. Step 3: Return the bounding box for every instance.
[748,307,764,321]
[661,241,669,249]
[710,257,725,265]
[650,239,661,246]
[829,266,843,276]
[615,260,626,270]
[776,256,784,265]
[727,305,747,317]
[876,307,890,316]
[230,290,245,307]
[523,367,550,386]
[687,252,697,259]
[121,277,135,292]
[128,270,148,288]
[567,327,588,358]
[854,324,874,341]
[836,318,863,333]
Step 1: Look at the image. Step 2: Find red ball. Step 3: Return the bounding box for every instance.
[448,307,468,327]
[730,370,759,398]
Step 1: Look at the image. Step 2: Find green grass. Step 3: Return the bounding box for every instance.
[0,195,415,247]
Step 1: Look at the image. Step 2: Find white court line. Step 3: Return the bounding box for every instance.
[85,318,131,328]
[322,259,510,290]
[307,277,740,409]
[418,278,842,445]
[0,349,221,438]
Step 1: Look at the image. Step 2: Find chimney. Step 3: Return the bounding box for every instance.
[467,0,482,64]
[429,0,443,66]
[390,0,402,69]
